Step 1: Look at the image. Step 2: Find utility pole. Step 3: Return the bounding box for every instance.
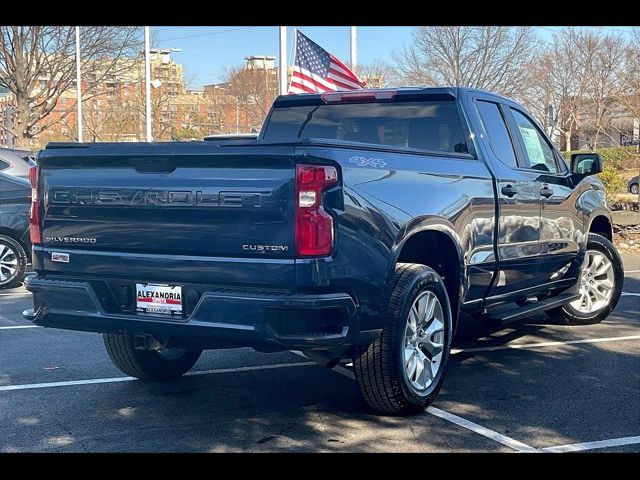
[75,26,83,142]
[279,27,287,96]
[350,26,357,71]
[144,26,153,142]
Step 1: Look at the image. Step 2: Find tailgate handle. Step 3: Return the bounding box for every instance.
[133,157,176,173]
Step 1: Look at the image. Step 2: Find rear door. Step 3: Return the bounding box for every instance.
[471,94,542,299]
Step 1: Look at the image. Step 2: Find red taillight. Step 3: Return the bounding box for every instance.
[295,164,338,257]
[29,166,41,244]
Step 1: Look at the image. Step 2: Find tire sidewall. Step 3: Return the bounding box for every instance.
[394,268,453,406]
[562,234,624,323]
[0,234,27,289]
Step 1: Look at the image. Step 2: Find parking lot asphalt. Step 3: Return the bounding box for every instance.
[0,254,638,453]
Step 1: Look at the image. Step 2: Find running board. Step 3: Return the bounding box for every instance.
[485,293,581,324]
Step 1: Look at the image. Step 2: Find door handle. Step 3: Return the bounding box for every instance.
[501,185,518,197]
[539,186,554,198]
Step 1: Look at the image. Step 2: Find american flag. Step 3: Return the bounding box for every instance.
[288,30,366,94]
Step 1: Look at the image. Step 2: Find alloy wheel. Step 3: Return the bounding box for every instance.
[403,291,445,391]
[570,249,615,314]
[0,243,19,284]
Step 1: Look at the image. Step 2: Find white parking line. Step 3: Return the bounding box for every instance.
[0,361,316,392]
[540,436,640,453]
[621,292,640,297]
[426,407,537,452]
[315,348,639,453]
[625,270,640,273]
[0,325,39,330]
[310,350,538,453]
[451,335,640,354]
[0,292,30,296]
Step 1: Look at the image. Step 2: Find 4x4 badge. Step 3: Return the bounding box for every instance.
[348,156,387,168]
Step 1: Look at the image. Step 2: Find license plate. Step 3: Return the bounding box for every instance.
[136,283,183,316]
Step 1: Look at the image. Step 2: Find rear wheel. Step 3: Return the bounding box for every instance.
[0,234,27,289]
[103,331,202,381]
[547,234,623,325]
[353,263,453,415]
[631,183,639,195]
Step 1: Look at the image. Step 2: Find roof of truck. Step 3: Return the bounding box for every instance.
[271,86,513,107]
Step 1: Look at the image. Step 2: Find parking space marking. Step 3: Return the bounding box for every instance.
[540,436,640,453]
[621,292,640,297]
[624,270,640,273]
[311,350,538,453]
[0,361,316,392]
[426,407,537,452]
[451,335,640,354]
[0,292,30,296]
[0,325,39,330]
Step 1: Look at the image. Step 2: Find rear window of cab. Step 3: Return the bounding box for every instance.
[262,100,473,156]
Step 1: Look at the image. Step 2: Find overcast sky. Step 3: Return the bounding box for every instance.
[152,26,634,88]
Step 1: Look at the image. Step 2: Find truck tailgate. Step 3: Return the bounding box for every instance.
[39,148,296,260]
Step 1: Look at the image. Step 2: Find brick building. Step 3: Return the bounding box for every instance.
[5,51,283,147]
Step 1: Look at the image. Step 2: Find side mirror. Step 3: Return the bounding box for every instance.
[571,152,602,177]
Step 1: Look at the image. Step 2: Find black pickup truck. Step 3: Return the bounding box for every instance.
[23,87,623,415]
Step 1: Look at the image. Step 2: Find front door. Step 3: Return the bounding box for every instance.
[505,107,582,287]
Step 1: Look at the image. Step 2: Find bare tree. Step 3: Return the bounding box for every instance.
[356,60,401,88]
[579,31,626,149]
[396,26,540,97]
[618,28,640,142]
[224,65,278,132]
[526,29,590,150]
[0,26,140,148]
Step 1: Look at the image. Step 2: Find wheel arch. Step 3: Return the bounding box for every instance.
[391,222,465,328]
[588,214,613,242]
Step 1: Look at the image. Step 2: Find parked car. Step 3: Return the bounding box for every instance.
[628,175,639,195]
[0,147,36,179]
[0,171,31,288]
[23,87,623,415]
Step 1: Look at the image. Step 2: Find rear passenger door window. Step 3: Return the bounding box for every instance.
[475,100,519,168]
[509,108,559,173]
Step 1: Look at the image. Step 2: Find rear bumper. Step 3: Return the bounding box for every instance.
[23,276,374,353]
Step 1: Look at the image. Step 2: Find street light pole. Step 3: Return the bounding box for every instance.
[75,26,83,143]
[144,26,153,142]
[279,27,287,96]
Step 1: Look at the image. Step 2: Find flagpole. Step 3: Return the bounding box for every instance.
[144,26,153,142]
[279,27,287,96]
[350,26,357,71]
[75,26,83,143]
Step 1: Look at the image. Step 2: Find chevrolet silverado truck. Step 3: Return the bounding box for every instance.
[23,87,624,415]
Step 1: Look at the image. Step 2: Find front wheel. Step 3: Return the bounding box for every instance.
[103,331,202,381]
[548,234,624,325]
[630,183,639,195]
[353,263,453,415]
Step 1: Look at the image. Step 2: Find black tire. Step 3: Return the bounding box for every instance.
[103,331,202,381]
[630,183,638,195]
[547,233,624,325]
[0,234,27,289]
[353,263,453,415]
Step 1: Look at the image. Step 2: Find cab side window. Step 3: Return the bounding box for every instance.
[510,108,559,173]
